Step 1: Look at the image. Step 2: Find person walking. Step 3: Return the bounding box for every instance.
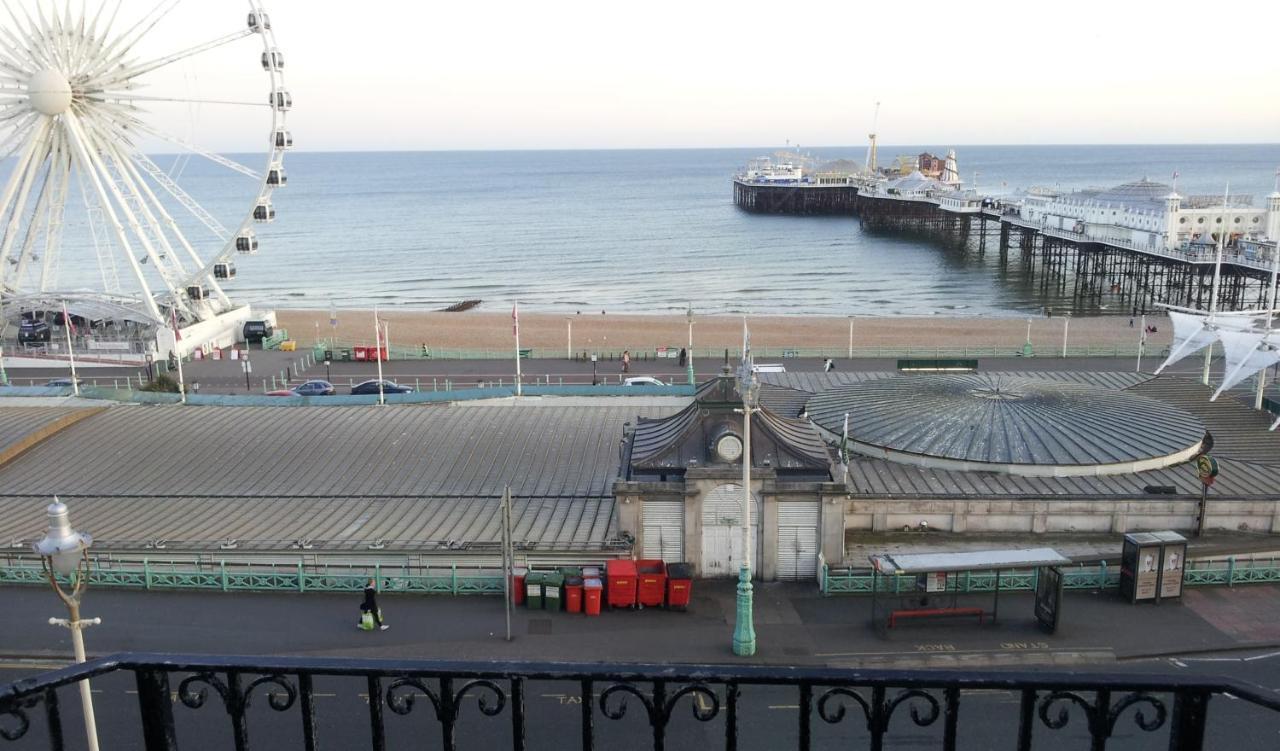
[622,350,631,374]
[824,358,835,372]
[361,578,388,630]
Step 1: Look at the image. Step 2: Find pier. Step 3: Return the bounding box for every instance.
[733,172,1280,315]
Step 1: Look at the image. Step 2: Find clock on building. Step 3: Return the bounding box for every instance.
[715,433,744,463]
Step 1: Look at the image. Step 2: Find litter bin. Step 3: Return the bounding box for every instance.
[543,571,565,611]
[341,349,352,362]
[583,578,603,616]
[636,559,667,609]
[560,566,583,579]
[582,566,601,580]
[511,566,528,607]
[605,559,637,609]
[666,562,693,610]
[524,571,545,610]
[564,575,584,614]
[323,349,334,362]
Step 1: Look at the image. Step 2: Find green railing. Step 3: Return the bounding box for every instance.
[0,557,506,596]
[820,557,1280,596]
[262,329,290,350]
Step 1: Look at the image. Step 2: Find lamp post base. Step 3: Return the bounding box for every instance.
[731,564,756,657]
[686,363,695,386]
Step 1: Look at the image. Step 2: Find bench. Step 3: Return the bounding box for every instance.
[896,358,979,372]
[888,607,985,628]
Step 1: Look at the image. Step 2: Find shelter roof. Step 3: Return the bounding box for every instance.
[871,548,1070,574]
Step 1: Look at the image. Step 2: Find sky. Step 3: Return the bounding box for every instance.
[80,0,1280,152]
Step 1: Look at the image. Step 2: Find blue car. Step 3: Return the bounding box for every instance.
[351,380,413,395]
[268,380,335,397]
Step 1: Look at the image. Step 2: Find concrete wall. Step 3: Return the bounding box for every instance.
[847,496,1280,536]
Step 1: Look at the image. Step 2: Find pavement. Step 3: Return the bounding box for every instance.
[2,578,1276,670]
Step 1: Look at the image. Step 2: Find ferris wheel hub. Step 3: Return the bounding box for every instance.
[27,68,72,116]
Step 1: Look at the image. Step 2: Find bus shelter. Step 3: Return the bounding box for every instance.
[869,548,1071,633]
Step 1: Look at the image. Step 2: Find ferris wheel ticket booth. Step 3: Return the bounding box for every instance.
[869,548,1072,635]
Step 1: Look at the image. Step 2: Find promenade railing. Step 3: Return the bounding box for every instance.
[3,652,1277,750]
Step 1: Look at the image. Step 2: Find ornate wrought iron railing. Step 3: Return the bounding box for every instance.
[2,653,1278,750]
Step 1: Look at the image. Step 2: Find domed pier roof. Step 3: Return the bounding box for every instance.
[806,374,1206,477]
[1093,178,1174,206]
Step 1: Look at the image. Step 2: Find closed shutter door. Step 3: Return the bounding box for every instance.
[777,502,819,580]
[642,500,684,563]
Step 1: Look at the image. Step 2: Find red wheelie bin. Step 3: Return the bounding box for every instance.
[636,559,667,609]
[564,576,584,614]
[605,559,637,609]
[665,562,693,610]
[583,578,603,616]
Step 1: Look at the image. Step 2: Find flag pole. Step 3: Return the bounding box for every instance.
[502,486,513,642]
[374,308,385,405]
[169,298,185,404]
[1136,314,1147,373]
[513,303,522,397]
[62,301,80,397]
[1204,184,1228,386]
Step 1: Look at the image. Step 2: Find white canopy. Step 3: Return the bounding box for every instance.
[1212,330,1280,400]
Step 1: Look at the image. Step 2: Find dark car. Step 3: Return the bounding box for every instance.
[266,380,335,397]
[18,320,51,344]
[45,377,85,387]
[351,380,413,395]
[243,320,274,343]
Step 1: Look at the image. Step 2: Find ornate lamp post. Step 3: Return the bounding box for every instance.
[32,498,100,751]
[685,304,695,386]
[733,362,759,656]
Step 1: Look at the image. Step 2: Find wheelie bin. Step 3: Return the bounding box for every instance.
[605,559,637,609]
[666,562,694,610]
[564,576,584,614]
[524,571,545,610]
[636,559,667,608]
[511,566,528,607]
[583,578,603,616]
[543,571,565,612]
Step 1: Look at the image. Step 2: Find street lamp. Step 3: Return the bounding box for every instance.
[32,498,100,751]
[566,317,573,361]
[847,315,855,360]
[732,365,759,657]
[685,304,695,386]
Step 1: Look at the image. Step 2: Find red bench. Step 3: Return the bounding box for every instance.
[888,607,985,628]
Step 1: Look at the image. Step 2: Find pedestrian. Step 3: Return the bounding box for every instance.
[824,358,834,372]
[1128,318,1134,328]
[678,348,687,367]
[360,578,388,631]
[622,350,630,373]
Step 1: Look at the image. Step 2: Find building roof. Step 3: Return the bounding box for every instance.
[758,370,1152,396]
[0,406,97,460]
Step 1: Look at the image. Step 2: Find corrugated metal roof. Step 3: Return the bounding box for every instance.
[874,548,1070,573]
[1126,377,1280,465]
[758,370,1154,394]
[808,374,1204,467]
[0,493,622,553]
[0,403,676,498]
[846,455,1280,499]
[0,406,96,459]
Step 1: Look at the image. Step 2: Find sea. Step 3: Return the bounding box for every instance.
[32,144,1280,318]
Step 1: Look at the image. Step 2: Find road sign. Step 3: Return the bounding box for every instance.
[1196,455,1219,486]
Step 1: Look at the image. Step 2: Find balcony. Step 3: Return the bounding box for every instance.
[3,653,1279,750]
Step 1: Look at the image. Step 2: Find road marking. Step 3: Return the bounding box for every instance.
[768,704,799,710]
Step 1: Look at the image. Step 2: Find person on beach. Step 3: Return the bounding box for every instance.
[361,578,388,630]
[622,350,630,373]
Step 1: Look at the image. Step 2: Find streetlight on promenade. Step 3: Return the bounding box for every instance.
[686,304,695,386]
[733,335,758,657]
[848,315,855,360]
[32,498,100,751]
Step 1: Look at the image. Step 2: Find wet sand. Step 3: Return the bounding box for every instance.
[276,309,1168,353]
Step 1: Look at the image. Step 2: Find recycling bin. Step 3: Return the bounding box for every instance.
[636,559,667,608]
[511,566,528,607]
[583,578,603,616]
[543,571,565,612]
[524,571,545,610]
[605,559,637,609]
[564,575,584,614]
[666,562,693,610]
[560,566,583,578]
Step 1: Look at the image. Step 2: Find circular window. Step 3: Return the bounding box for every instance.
[1234,217,1242,224]
[1197,217,1205,224]
[1253,217,1261,223]
[1179,217,1187,224]
[1215,218,1222,224]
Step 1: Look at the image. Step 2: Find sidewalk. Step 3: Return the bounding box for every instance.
[2,578,1273,669]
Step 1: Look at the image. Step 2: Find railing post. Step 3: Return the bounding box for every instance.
[1099,560,1107,592]
[452,562,458,595]
[1228,556,1236,587]
[1168,689,1210,751]
[135,669,178,751]
[298,559,305,593]
[375,563,381,592]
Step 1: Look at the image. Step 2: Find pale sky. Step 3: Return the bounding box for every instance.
[125,0,1280,151]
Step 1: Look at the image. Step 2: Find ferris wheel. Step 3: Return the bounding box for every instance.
[0,0,290,332]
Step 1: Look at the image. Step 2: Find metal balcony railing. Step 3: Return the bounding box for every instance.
[3,653,1279,750]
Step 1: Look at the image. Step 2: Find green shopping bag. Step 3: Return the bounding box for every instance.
[359,610,374,631]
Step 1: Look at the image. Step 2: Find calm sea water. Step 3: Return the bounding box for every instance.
[30,144,1280,317]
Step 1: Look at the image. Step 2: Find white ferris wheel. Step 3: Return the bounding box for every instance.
[0,0,290,338]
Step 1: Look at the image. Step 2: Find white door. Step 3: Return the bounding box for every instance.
[642,500,684,563]
[777,502,820,580]
[701,483,760,578]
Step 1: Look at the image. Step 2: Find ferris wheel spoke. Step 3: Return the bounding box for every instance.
[92,29,252,89]
[129,120,261,180]
[38,133,72,292]
[86,92,270,108]
[80,0,179,82]
[0,123,54,285]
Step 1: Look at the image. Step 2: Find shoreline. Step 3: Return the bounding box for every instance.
[275,309,1170,352]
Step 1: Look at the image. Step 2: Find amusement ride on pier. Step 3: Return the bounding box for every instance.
[0,1,289,365]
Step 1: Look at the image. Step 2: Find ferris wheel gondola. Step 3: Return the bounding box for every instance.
[0,0,290,348]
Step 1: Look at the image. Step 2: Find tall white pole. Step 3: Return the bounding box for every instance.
[62,302,80,397]
[566,318,572,361]
[374,309,385,405]
[1062,317,1069,358]
[172,309,186,405]
[65,601,100,751]
[848,316,854,360]
[1137,314,1147,373]
[742,398,752,576]
[502,486,512,642]
[1257,246,1279,409]
[514,303,523,397]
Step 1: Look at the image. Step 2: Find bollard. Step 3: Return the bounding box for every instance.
[433,377,438,391]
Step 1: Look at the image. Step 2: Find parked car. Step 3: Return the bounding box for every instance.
[18,320,51,344]
[45,377,85,387]
[351,379,413,395]
[267,380,335,397]
[623,376,667,387]
[243,319,274,343]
